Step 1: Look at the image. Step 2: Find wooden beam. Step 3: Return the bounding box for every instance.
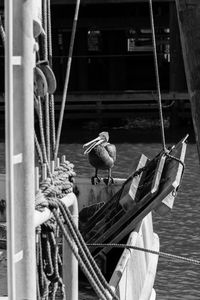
[175,0,200,159]
[0,0,176,6]
[51,0,174,4]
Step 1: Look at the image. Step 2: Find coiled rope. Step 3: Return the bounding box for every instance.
[87,243,200,266]
[36,174,119,300]
[35,160,76,299]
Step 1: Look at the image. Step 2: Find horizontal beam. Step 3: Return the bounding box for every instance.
[51,0,175,4]
[0,0,176,7]
[54,92,189,102]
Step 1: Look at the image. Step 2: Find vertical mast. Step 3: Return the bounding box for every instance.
[175,0,200,159]
[5,0,36,299]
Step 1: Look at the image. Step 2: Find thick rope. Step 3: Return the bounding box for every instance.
[36,171,117,300]
[47,0,53,67]
[37,231,50,299]
[47,0,56,157]
[51,206,111,300]
[34,131,44,165]
[54,199,118,300]
[54,0,81,159]
[87,243,200,266]
[149,0,167,151]
[45,95,51,163]
[41,0,51,163]
[57,199,119,300]
[49,95,56,157]
[37,97,52,179]
[0,15,5,46]
[42,0,48,61]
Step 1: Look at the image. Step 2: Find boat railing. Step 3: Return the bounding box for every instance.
[34,156,79,300]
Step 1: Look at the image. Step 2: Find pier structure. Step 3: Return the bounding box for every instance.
[0,0,192,123]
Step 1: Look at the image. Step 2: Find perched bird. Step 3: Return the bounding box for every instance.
[83,132,116,185]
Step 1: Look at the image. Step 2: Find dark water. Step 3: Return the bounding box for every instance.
[0,134,200,299]
[59,138,200,300]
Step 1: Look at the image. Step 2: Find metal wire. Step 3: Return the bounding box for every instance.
[54,0,81,159]
[87,243,200,266]
[149,0,167,151]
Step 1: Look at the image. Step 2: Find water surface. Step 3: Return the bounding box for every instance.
[0,138,200,299]
[59,141,200,300]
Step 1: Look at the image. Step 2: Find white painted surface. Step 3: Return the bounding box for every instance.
[109,213,159,300]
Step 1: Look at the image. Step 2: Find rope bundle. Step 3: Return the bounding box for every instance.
[35,164,119,300]
[48,199,119,300]
[35,156,76,299]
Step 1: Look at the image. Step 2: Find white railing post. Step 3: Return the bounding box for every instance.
[5,0,36,299]
[34,192,79,300]
[62,193,79,300]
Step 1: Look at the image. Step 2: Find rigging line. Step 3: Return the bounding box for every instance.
[54,0,81,160]
[0,15,5,46]
[149,0,167,151]
[47,0,52,67]
[87,243,200,266]
[42,0,48,61]
[42,0,51,163]
[47,0,56,157]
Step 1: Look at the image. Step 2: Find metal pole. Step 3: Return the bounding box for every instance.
[5,0,36,299]
[5,1,15,298]
[54,0,80,159]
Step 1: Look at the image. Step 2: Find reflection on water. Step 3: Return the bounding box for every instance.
[1,140,200,299]
[59,141,200,300]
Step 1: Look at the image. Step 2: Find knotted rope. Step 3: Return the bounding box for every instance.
[35,159,119,300]
[35,160,76,299]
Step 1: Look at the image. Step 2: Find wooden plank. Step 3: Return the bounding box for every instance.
[54,92,189,103]
[0,92,189,103]
[105,135,187,248]
[85,151,166,247]
[51,0,174,4]
[86,135,188,257]
[80,154,148,236]
[82,149,166,248]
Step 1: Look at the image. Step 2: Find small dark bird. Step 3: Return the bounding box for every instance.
[83,132,116,185]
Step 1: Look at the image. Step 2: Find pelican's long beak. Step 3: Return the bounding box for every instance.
[83,136,103,154]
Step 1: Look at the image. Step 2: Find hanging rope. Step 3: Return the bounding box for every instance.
[47,0,53,68]
[34,131,44,165]
[54,0,81,159]
[0,15,5,46]
[47,0,56,157]
[149,0,167,152]
[49,200,119,300]
[42,0,51,163]
[37,96,52,179]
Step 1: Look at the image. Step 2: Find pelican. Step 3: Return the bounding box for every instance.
[83,132,116,185]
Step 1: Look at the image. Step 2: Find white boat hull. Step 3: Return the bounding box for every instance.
[0,175,159,300]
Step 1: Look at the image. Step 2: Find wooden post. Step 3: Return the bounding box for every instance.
[5,0,36,299]
[175,0,200,159]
